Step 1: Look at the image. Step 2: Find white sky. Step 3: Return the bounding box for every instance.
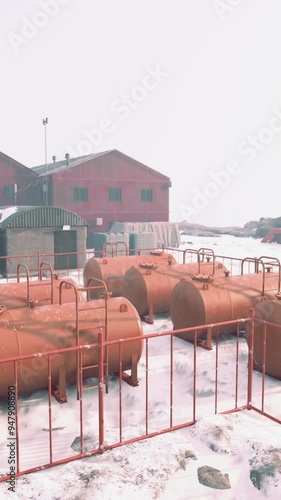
[1,0,281,227]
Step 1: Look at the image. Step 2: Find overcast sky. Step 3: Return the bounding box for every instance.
[1,0,281,227]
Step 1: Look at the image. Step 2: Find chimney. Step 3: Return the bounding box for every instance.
[52,155,56,163]
[65,153,70,165]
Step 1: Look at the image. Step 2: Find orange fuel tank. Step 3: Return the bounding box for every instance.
[83,251,176,298]
[121,261,228,320]
[246,299,281,380]
[0,276,83,309]
[0,297,143,398]
[169,272,280,342]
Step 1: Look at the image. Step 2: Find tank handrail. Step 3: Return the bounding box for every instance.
[84,276,109,393]
[115,241,129,256]
[17,262,54,281]
[241,257,280,296]
[102,241,129,257]
[198,247,215,259]
[38,262,55,304]
[38,262,54,281]
[17,262,56,305]
[183,248,200,264]
[59,279,90,399]
[102,242,114,257]
[16,263,31,302]
[258,255,281,267]
[258,256,281,294]
[85,277,110,301]
[242,257,266,295]
[240,257,259,275]
[58,280,80,338]
[198,247,215,275]
[16,263,30,284]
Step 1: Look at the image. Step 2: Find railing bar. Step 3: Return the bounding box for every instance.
[215,327,219,414]
[48,355,53,464]
[193,330,197,422]
[119,342,123,443]
[261,323,266,413]
[79,349,84,454]
[170,333,174,429]
[247,311,254,408]
[235,323,239,409]
[14,361,20,474]
[98,330,105,453]
[145,338,149,435]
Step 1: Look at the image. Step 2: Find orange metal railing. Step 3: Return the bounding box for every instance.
[1,314,280,483]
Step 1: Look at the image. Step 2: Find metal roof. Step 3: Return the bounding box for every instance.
[31,149,171,181]
[0,206,88,230]
[0,151,38,176]
[32,150,114,175]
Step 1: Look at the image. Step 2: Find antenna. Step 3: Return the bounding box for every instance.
[42,117,48,206]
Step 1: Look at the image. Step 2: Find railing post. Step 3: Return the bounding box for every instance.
[98,329,105,453]
[247,309,255,409]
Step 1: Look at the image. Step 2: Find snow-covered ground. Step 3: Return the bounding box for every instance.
[0,235,281,499]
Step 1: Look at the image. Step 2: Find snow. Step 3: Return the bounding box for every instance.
[0,206,19,224]
[0,235,281,499]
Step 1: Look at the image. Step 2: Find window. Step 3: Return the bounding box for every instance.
[4,185,15,199]
[141,189,153,202]
[74,187,88,201]
[109,188,122,202]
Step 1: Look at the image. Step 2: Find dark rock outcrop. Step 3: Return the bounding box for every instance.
[179,216,281,241]
[249,448,281,495]
[179,221,255,238]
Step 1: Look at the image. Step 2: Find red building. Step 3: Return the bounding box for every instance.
[32,150,171,232]
[0,152,40,207]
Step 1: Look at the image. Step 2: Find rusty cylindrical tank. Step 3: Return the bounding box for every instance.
[121,261,228,319]
[0,297,143,398]
[83,251,176,298]
[246,298,281,380]
[169,272,280,342]
[0,277,83,309]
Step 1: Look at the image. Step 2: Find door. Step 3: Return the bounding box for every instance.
[0,232,7,277]
[54,230,77,270]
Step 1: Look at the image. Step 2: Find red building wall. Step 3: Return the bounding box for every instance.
[51,151,170,231]
[0,153,40,207]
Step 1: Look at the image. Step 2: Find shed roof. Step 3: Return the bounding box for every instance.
[0,206,88,230]
[32,149,170,181]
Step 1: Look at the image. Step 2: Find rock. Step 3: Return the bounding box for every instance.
[250,465,275,491]
[244,220,259,230]
[272,217,281,228]
[71,433,96,452]
[184,449,197,460]
[249,448,281,494]
[179,459,186,470]
[255,224,272,238]
[179,221,255,238]
[181,230,220,237]
[197,465,231,490]
[78,470,99,487]
[254,217,280,238]
[179,217,281,242]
